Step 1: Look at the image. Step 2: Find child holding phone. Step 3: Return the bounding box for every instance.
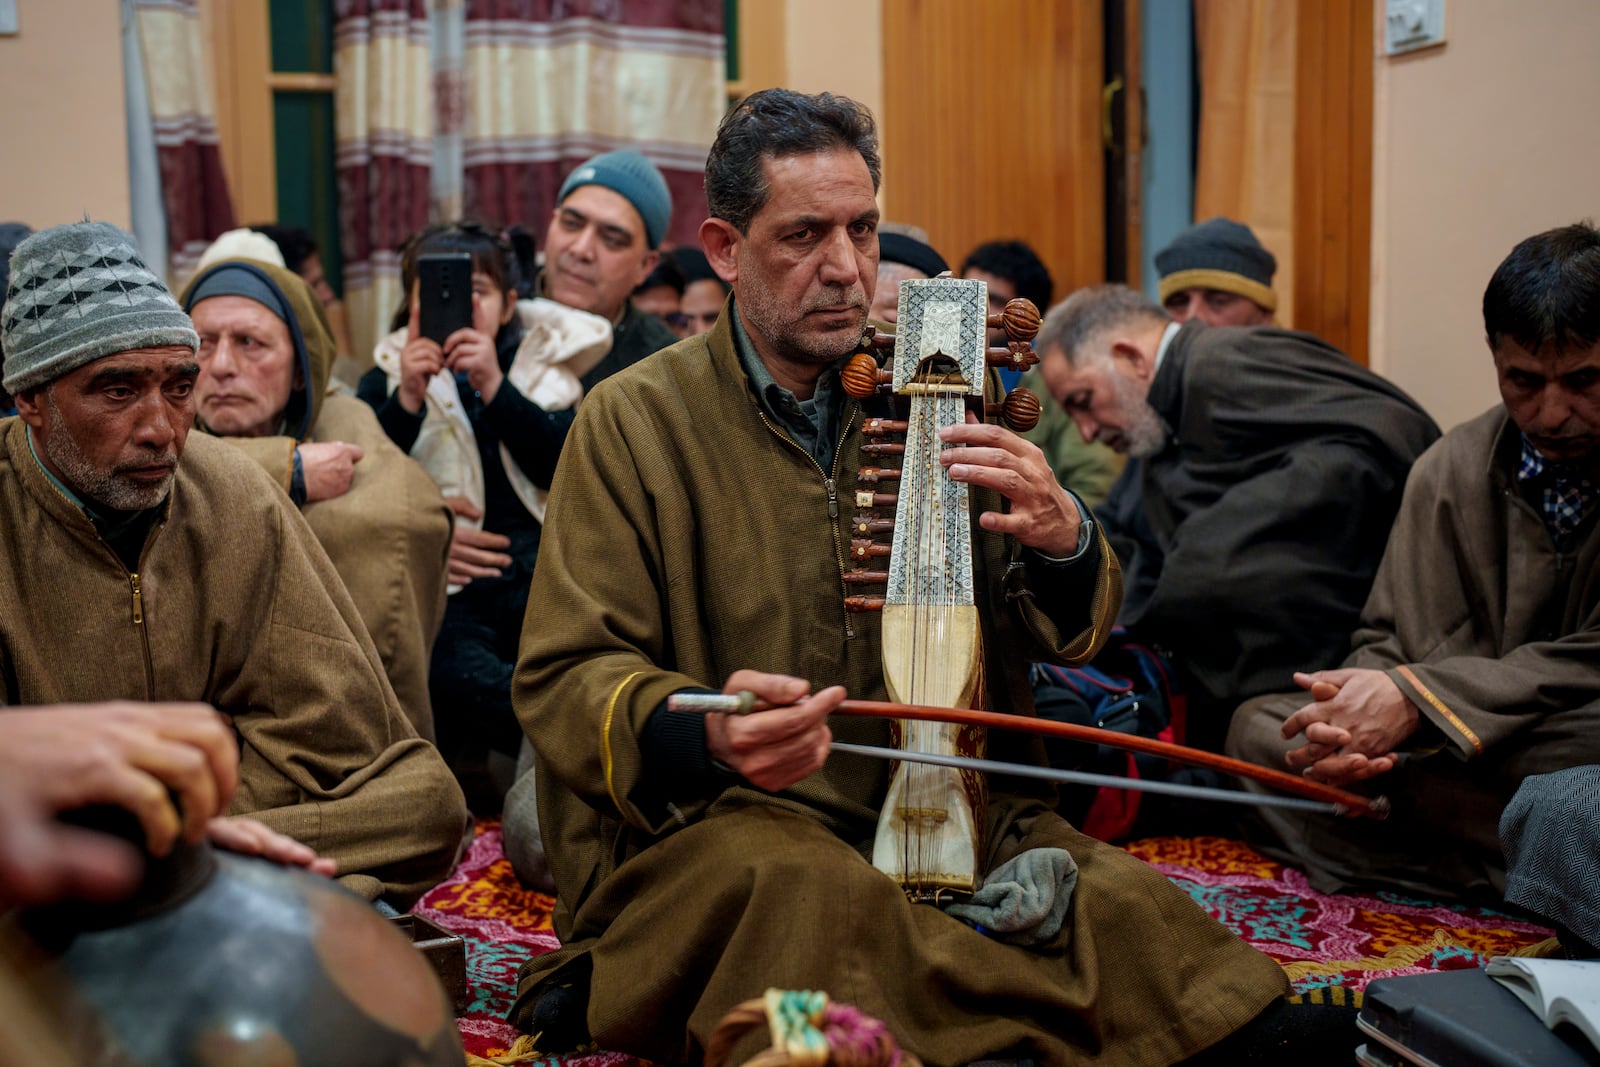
[360,222,610,804]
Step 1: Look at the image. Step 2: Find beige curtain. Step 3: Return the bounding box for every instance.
[133,0,236,281]
[1192,0,1297,326]
[334,1,433,366]
[460,3,725,247]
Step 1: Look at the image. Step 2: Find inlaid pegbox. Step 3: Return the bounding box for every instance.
[890,277,990,396]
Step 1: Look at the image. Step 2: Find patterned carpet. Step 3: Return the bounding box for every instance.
[414,822,1554,1063]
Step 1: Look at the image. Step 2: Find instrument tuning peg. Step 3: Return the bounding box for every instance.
[860,441,905,457]
[861,418,909,437]
[844,351,896,398]
[999,387,1042,434]
[842,352,883,399]
[985,298,1041,345]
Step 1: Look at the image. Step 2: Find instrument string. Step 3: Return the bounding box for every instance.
[900,368,966,897]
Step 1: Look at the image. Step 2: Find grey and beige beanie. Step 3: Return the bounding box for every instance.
[1154,217,1278,314]
[1,221,198,394]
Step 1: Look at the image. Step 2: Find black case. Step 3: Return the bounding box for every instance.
[1356,969,1599,1067]
[417,253,474,344]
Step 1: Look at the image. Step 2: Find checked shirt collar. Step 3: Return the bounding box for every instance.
[1517,434,1595,550]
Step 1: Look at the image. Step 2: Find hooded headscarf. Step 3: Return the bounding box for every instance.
[179,258,335,441]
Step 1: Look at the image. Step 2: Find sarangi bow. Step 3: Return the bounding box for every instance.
[668,691,1389,820]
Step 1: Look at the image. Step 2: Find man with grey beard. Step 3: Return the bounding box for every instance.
[0,221,466,908]
[1035,284,1440,749]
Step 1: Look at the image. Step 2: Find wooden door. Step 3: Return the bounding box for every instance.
[881,0,1106,299]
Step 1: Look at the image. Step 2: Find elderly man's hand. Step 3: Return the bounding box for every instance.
[704,671,841,792]
[938,415,1082,558]
[1281,668,1420,786]
[0,702,238,907]
[442,497,512,586]
[298,441,364,502]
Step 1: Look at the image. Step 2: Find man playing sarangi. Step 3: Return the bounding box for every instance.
[511,89,1322,1066]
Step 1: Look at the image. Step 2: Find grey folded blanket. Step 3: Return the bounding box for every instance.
[944,847,1078,945]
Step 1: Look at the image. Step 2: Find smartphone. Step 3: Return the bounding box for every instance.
[417,253,474,345]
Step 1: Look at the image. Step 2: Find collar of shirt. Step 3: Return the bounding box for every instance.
[1517,432,1595,548]
[1153,320,1181,374]
[730,299,845,472]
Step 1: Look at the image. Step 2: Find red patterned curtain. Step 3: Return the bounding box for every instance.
[335,0,434,363]
[460,0,724,247]
[132,0,236,280]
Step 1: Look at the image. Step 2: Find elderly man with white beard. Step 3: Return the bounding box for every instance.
[1035,284,1441,750]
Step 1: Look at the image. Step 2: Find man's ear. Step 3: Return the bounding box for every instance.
[700,218,741,288]
[1109,338,1154,382]
[12,387,45,429]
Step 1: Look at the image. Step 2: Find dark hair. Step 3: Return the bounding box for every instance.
[705,89,881,234]
[1484,221,1600,354]
[250,224,319,273]
[503,223,540,300]
[634,254,686,297]
[389,221,517,333]
[961,240,1054,312]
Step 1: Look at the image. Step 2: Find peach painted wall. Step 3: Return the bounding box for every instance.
[780,0,888,213]
[1369,0,1600,432]
[0,0,131,229]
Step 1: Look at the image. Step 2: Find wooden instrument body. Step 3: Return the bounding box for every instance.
[871,277,991,902]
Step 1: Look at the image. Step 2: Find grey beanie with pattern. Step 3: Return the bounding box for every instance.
[1,221,198,394]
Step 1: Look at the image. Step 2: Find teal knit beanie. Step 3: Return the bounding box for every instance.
[558,150,673,249]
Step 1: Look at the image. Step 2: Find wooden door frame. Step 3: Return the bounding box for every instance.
[206,0,274,226]
[1292,0,1374,364]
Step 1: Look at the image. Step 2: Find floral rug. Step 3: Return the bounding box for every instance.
[413,823,1554,1062]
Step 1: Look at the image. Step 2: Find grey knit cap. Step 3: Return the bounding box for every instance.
[1154,217,1278,312]
[1,221,199,394]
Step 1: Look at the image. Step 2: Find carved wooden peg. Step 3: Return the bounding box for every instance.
[985,342,1039,371]
[852,514,894,535]
[999,387,1042,433]
[850,539,892,559]
[843,568,889,585]
[844,595,886,612]
[857,466,903,484]
[860,442,905,457]
[1001,298,1041,344]
[861,418,909,437]
[842,352,882,399]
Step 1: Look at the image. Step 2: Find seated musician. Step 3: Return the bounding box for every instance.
[1035,285,1441,751]
[0,221,467,910]
[180,257,453,741]
[1227,222,1600,901]
[510,88,1355,1066]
